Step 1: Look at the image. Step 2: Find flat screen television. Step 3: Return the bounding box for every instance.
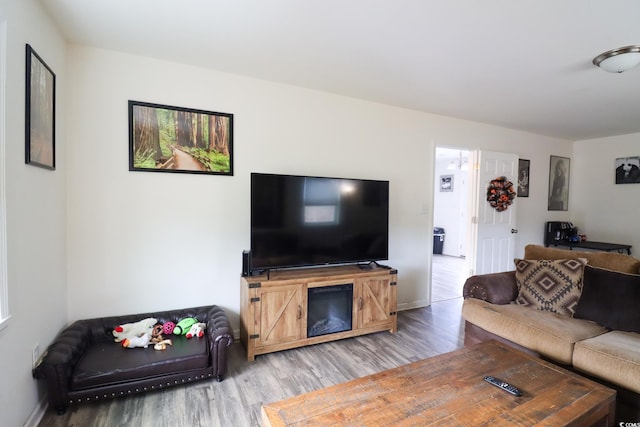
[250,173,389,272]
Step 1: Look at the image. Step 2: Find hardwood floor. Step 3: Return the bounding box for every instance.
[431,254,468,302]
[37,298,464,427]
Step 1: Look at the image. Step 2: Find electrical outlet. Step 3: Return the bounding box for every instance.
[32,343,40,368]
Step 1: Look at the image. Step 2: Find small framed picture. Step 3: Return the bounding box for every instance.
[25,44,56,170]
[548,155,569,211]
[129,101,233,176]
[615,156,640,184]
[517,159,530,197]
[440,174,454,192]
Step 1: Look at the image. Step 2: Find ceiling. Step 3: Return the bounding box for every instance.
[39,0,640,141]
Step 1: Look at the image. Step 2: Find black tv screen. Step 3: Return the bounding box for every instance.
[250,173,389,272]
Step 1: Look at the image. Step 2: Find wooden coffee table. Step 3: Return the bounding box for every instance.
[261,340,616,426]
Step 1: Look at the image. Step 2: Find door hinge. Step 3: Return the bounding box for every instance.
[249,334,259,339]
[248,282,261,288]
[389,269,398,275]
[250,297,260,303]
[390,281,397,286]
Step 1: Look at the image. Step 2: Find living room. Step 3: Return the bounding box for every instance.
[2,1,640,426]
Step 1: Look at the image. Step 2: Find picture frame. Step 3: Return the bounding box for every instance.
[548,155,569,211]
[517,159,530,197]
[25,44,56,170]
[615,156,640,184]
[439,174,454,192]
[129,101,233,176]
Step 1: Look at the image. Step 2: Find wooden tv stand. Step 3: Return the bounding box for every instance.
[240,264,398,361]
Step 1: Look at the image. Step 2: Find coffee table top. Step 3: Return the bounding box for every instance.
[261,340,616,426]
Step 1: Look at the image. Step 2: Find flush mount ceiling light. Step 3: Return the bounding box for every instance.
[593,45,640,73]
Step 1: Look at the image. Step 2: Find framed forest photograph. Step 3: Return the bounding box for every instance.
[129,101,233,176]
[25,44,56,170]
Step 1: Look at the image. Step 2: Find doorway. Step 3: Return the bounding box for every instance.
[432,147,471,302]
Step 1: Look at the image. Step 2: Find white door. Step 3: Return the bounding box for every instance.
[470,151,518,275]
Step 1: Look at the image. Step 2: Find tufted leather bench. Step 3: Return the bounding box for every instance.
[33,305,233,415]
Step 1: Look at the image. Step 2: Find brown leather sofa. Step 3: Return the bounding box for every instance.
[33,305,233,415]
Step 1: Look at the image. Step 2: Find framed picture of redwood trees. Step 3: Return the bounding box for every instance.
[25,44,56,170]
[128,101,233,176]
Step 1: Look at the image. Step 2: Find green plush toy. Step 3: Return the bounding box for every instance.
[173,317,198,335]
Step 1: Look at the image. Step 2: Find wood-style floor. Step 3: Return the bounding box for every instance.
[431,254,468,302]
[37,298,464,427]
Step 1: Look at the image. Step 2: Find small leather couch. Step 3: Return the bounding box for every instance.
[33,305,233,415]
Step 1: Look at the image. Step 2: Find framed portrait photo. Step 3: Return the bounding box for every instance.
[517,159,530,197]
[615,156,640,184]
[548,155,569,211]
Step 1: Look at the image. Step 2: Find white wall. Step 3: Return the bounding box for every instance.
[3,5,581,422]
[573,133,640,252]
[0,0,67,426]
[64,45,572,324]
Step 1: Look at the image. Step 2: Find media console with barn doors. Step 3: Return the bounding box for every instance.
[240,264,397,361]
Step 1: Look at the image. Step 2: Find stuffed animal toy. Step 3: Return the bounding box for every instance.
[150,324,164,344]
[186,323,206,339]
[153,339,173,351]
[162,321,175,335]
[173,317,198,335]
[122,333,151,349]
[112,317,157,343]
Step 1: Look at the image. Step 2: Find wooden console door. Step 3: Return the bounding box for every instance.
[255,283,306,349]
[356,275,397,332]
[241,264,397,361]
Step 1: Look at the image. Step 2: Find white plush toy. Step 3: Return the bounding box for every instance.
[186,322,206,339]
[112,317,157,343]
[122,333,151,349]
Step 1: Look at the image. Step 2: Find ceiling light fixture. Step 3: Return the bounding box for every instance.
[593,45,640,73]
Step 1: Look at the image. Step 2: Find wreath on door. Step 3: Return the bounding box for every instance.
[486,176,516,212]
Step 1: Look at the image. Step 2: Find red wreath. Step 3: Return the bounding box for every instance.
[486,176,516,212]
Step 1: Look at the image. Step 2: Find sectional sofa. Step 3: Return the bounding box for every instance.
[462,244,640,421]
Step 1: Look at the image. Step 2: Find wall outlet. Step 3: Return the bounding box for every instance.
[32,343,40,368]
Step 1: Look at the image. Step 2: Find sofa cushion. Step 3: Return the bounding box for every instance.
[524,244,640,274]
[573,331,640,394]
[514,258,587,316]
[462,298,607,364]
[574,265,640,332]
[71,335,209,390]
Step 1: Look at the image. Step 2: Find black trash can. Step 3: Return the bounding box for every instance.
[433,227,445,254]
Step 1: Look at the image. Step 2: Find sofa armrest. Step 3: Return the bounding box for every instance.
[205,305,233,381]
[462,271,518,305]
[32,321,93,412]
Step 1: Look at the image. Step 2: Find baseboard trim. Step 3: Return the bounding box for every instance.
[24,395,47,427]
[397,299,430,311]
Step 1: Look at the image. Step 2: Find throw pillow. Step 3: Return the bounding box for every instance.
[514,258,587,316]
[574,265,640,333]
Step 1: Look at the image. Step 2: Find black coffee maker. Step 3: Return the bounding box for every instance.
[544,221,579,246]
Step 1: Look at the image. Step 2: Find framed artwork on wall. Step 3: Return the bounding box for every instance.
[440,174,454,192]
[25,44,56,170]
[548,155,569,211]
[517,159,530,197]
[129,101,234,176]
[615,156,640,184]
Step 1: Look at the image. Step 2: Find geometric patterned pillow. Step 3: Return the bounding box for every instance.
[514,258,587,317]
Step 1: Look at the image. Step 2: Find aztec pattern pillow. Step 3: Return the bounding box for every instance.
[514,258,587,316]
